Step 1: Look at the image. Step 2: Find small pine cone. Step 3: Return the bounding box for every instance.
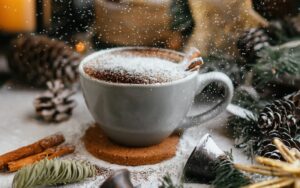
[257,128,300,160]
[34,80,77,122]
[257,99,298,135]
[9,35,81,87]
[237,28,270,63]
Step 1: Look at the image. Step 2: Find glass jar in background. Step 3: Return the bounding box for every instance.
[0,0,94,48]
[0,0,36,33]
[0,0,52,48]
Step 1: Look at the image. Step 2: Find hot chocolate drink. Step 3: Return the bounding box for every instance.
[80,47,234,146]
[83,52,189,84]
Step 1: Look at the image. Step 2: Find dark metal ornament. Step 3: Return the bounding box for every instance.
[183,134,225,184]
[100,169,134,188]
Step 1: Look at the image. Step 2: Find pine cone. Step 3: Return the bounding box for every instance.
[9,35,81,87]
[237,15,300,63]
[257,99,298,135]
[256,94,300,160]
[34,80,77,122]
[237,28,271,63]
[257,127,300,160]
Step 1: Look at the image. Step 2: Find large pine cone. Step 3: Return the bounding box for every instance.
[34,80,77,122]
[257,92,300,160]
[9,35,81,87]
[257,127,300,160]
[257,99,298,135]
[237,15,300,63]
[237,28,270,63]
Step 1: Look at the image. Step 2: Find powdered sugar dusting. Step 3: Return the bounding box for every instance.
[0,83,249,188]
[84,54,189,84]
[200,134,224,157]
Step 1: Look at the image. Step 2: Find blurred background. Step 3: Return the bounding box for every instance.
[0,2,299,187]
[0,0,299,97]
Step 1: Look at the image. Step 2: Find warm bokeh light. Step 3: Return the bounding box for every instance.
[0,0,36,32]
[75,41,86,53]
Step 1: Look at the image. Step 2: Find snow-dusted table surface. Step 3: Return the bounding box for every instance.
[0,83,250,188]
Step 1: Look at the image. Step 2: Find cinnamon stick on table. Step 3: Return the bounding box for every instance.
[0,133,65,170]
[7,144,75,172]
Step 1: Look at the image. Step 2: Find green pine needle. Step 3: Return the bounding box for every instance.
[12,158,97,188]
[204,55,246,87]
[229,88,270,157]
[212,155,251,188]
[231,89,264,114]
[228,116,261,157]
[253,41,300,88]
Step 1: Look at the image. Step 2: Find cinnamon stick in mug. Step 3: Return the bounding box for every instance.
[0,133,65,170]
[7,144,75,172]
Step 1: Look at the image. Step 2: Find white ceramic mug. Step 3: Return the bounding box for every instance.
[79,47,234,146]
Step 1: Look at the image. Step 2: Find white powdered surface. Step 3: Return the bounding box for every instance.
[85,55,188,83]
[0,83,250,188]
[199,134,224,157]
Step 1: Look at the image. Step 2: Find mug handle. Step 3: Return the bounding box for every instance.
[178,72,234,129]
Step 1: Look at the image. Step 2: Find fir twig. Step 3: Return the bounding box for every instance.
[231,88,264,114]
[204,54,246,87]
[228,116,261,157]
[12,158,97,188]
[229,88,264,157]
[253,41,300,88]
[228,89,300,159]
[212,154,251,188]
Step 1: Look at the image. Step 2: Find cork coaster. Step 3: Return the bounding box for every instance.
[83,124,179,166]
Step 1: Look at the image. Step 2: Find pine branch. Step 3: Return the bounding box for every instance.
[253,41,300,88]
[228,87,267,157]
[231,88,265,114]
[12,158,97,188]
[204,55,246,87]
[228,89,300,158]
[212,155,251,188]
[228,116,261,157]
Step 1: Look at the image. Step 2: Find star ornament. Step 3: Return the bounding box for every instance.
[234,138,300,188]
